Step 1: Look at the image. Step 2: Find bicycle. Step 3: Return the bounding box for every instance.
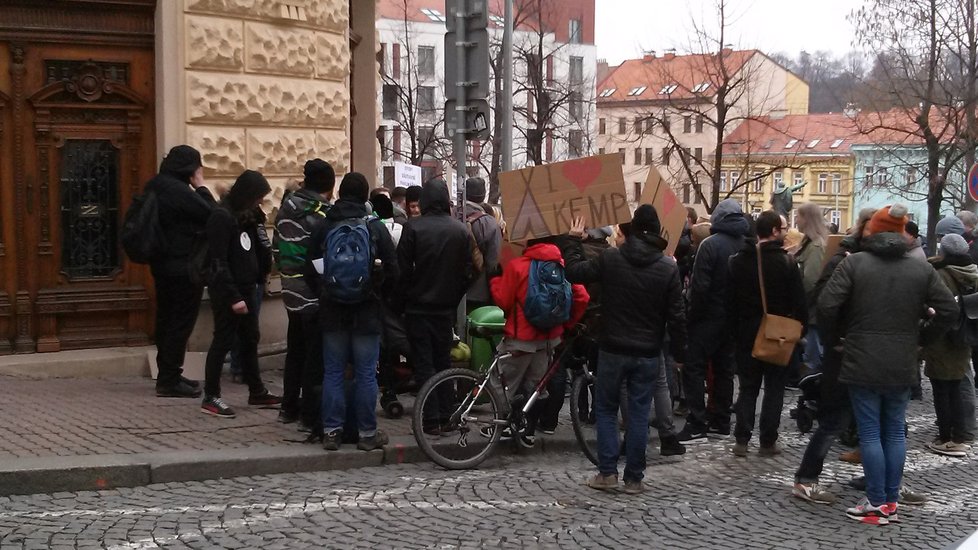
[412,324,587,470]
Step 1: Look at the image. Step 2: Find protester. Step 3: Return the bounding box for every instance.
[678,198,750,442]
[818,204,957,525]
[728,211,806,457]
[922,233,977,457]
[397,179,473,435]
[372,194,403,247]
[463,177,502,309]
[405,185,422,218]
[201,170,280,418]
[310,172,398,451]
[957,210,978,263]
[390,186,409,224]
[273,159,333,429]
[795,203,828,375]
[792,207,877,505]
[564,206,686,494]
[148,145,215,398]
[485,235,588,448]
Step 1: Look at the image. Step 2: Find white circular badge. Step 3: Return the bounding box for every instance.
[240,231,252,251]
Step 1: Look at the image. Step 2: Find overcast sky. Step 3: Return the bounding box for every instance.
[595,0,862,65]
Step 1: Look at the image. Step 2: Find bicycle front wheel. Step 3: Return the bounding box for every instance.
[570,372,600,466]
[412,367,505,470]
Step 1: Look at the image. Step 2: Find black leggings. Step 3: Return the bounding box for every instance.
[931,377,965,443]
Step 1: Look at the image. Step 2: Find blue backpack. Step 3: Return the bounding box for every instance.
[523,259,572,330]
[322,216,376,304]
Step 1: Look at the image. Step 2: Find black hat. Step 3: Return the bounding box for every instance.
[373,194,395,219]
[339,172,370,202]
[159,145,202,179]
[227,169,271,212]
[465,177,486,203]
[405,185,422,203]
[631,204,661,235]
[303,158,335,194]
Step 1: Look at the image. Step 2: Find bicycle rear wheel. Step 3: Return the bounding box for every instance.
[570,371,627,466]
[412,367,505,470]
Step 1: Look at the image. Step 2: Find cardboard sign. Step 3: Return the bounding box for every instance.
[498,154,631,242]
[394,162,422,188]
[638,166,686,256]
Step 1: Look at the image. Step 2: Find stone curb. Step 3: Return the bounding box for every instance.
[0,433,585,496]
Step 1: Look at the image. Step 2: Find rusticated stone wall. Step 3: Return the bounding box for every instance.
[182,0,352,209]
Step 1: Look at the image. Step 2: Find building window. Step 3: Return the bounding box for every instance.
[683,182,690,203]
[598,147,605,155]
[719,171,727,192]
[634,148,642,165]
[693,184,701,204]
[380,43,388,77]
[817,173,827,194]
[645,148,654,165]
[598,118,606,134]
[832,173,842,194]
[569,91,583,120]
[633,117,644,134]
[569,56,584,86]
[645,119,655,133]
[378,126,389,161]
[864,164,875,184]
[418,86,435,115]
[383,165,395,188]
[418,46,435,78]
[773,170,783,189]
[618,118,627,134]
[569,130,583,158]
[619,148,626,165]
[752,172,763,193]
[694,147,703,164]
[392,43,401,78]
[830,209,842,228]
[696,115,705,133]
[634,182,642,202]
[418,126,434,149]
[793,171,804,187]
[662,147,671,165]
[907,166,917,185]
[876,167,888,186]
[731,171,740,190]
[569,18,583,44]
[683,115,692,133]
[662,113,671,131]
[382,84,398,119]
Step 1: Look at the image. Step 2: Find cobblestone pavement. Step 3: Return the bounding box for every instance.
[1,393,976,549]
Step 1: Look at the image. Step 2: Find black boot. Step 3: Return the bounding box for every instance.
[660,435,687,456]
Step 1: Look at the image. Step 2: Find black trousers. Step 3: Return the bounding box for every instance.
[734,353,788,446]
[204,286,264,398]
[931,377,965,443]
[684,326,735,432]
[154,274,204,388]
[406,313,454,426]
[282,310,323,425]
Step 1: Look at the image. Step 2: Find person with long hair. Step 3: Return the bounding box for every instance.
[796,203,829,375]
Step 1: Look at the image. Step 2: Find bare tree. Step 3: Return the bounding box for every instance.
[851,0,978,251]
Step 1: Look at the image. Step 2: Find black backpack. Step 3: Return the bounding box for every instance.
[121,190,166,264]
[950,283,978,347]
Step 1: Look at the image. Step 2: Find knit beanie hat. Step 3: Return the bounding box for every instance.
[465,177,487,203]
[935,215,967,238]
[941,233,970,257]
[631,204,662,235]
[338,172,370,203]
[865,204,909,236]
[226,169,271,212]
[159,145,202,179]
[372,193,395,219]
[303,158,335,193]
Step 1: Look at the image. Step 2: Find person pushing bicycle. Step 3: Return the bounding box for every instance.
[483,235,589,448]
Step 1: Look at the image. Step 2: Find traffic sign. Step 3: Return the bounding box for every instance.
[444,98,491,140]
[444,29,490,102]
[446,0,488,32]
[969,162,978,202]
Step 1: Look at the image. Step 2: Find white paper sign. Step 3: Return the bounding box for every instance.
[394,162,423,188]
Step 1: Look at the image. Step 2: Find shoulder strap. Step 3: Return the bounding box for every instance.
[756,243,768,315]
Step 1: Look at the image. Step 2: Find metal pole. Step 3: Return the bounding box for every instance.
[454,3,468,223]
[501,0,514,172]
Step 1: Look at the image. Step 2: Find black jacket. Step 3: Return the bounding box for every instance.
[818,232,958,388]
[205,206,272,305]
[307,199,398,334]
[727,240,808,357]
[147,173,216,278]
[687,208,750,330]
[564,233,687,360]
[397,181,474,316]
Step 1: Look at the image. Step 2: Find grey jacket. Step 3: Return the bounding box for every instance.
[464,201,501,304]
[817,232,958,388]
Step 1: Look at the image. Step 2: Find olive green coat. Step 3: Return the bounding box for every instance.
[922,264,978,380]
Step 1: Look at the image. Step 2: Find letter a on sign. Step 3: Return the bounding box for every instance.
[509,190,550,242]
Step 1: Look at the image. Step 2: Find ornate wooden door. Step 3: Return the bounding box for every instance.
[0,2,156,353]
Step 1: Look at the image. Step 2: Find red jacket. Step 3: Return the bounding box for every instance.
[490,243,589,341]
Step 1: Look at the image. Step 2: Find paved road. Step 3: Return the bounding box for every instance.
[2,407,976,550]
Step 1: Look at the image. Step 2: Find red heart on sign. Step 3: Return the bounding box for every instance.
[562,157,604,193]
[660,186,677,216]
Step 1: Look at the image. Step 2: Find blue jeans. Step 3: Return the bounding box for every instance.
[849,385,911,506]
[595,350,657,482]
[322,331,381,437]
[804,327,822,373]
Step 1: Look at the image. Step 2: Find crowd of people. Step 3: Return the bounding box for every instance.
[143,144,977,525]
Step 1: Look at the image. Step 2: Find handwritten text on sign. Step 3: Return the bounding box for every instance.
[498,155,631,242]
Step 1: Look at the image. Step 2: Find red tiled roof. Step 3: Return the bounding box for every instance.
[596,49,759,102]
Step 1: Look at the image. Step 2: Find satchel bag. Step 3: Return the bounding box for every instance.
[751,243,803,366]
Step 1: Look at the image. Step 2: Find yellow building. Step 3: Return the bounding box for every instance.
[721,113,865,231]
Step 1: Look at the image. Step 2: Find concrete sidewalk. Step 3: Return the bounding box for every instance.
[0,373,581,496]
